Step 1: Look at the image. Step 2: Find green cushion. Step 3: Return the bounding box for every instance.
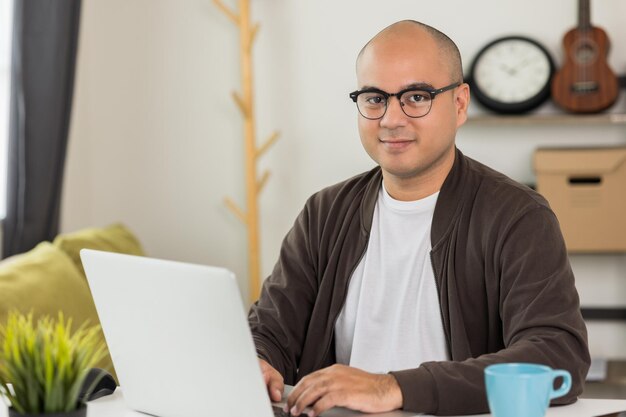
[0,242,116,379]
[53,223,144,277]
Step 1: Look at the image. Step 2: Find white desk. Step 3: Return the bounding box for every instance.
[2,391,626,417]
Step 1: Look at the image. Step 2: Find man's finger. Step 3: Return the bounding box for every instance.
[290,379,327,416]
[267,372,284,402]
[287,371,318,410]
[286,377,305,411]
[310,393,341,417]
[259,359,284,402]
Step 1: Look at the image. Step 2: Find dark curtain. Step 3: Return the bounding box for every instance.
[3,0,82,258]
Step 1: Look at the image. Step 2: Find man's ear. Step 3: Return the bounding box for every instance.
[455,83,470,128]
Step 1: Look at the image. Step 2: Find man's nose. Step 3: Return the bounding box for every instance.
[380,96,407,128]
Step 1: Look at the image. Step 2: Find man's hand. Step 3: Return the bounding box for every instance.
[259,358,284,402]
[286,364,403,417]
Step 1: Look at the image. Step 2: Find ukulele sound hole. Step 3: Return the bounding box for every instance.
[575,45,596,63]
[572,40,598,65]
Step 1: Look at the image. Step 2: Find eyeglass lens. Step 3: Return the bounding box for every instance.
[357,90,433,119]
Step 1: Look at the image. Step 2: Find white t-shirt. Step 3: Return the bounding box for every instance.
[334,184,449,373]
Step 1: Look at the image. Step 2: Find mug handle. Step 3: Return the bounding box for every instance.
[549,370,572,400]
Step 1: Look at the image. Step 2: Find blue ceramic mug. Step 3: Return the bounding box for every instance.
[484,363,572,417]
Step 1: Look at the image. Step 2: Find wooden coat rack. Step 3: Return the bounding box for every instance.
[214,0,279,303]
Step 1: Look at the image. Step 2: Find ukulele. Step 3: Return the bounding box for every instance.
[551,0,619,113]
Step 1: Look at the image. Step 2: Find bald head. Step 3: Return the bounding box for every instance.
[357,20,463,83]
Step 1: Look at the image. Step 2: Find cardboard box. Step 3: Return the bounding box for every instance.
[534,147,626,252]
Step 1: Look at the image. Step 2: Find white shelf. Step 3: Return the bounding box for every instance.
[466,113,626,126]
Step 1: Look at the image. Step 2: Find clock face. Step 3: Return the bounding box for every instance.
[469,36,555,113]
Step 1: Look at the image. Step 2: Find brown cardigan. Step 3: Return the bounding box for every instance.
[248,148,590,415]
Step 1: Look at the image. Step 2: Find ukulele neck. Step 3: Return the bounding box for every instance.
[578,0,591,30]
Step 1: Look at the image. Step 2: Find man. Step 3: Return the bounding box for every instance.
[248,20,590,416]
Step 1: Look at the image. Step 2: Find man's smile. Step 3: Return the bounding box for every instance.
[379,138,415,150]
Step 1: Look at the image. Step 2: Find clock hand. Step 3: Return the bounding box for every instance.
[498,64,516,76]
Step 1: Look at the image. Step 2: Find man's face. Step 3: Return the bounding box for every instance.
[356,31,469,185]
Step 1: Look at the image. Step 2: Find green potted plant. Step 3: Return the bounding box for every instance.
[0,312,107,417]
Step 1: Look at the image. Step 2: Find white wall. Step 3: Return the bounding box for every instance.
[62,0,626,358]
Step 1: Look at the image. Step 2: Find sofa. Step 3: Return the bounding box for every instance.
[0,223,145,381]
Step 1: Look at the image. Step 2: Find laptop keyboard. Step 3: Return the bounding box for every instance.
[272,405,293,417]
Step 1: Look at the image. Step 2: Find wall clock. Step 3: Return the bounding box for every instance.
[468,36,555,114]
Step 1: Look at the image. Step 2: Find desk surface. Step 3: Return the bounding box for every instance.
[2,391,626,417]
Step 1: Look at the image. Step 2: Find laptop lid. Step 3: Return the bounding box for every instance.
[80,249,273,417]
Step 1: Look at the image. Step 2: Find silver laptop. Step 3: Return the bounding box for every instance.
[81,249,417,417]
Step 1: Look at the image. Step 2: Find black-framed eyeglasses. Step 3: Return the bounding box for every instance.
[349,82,461,120]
